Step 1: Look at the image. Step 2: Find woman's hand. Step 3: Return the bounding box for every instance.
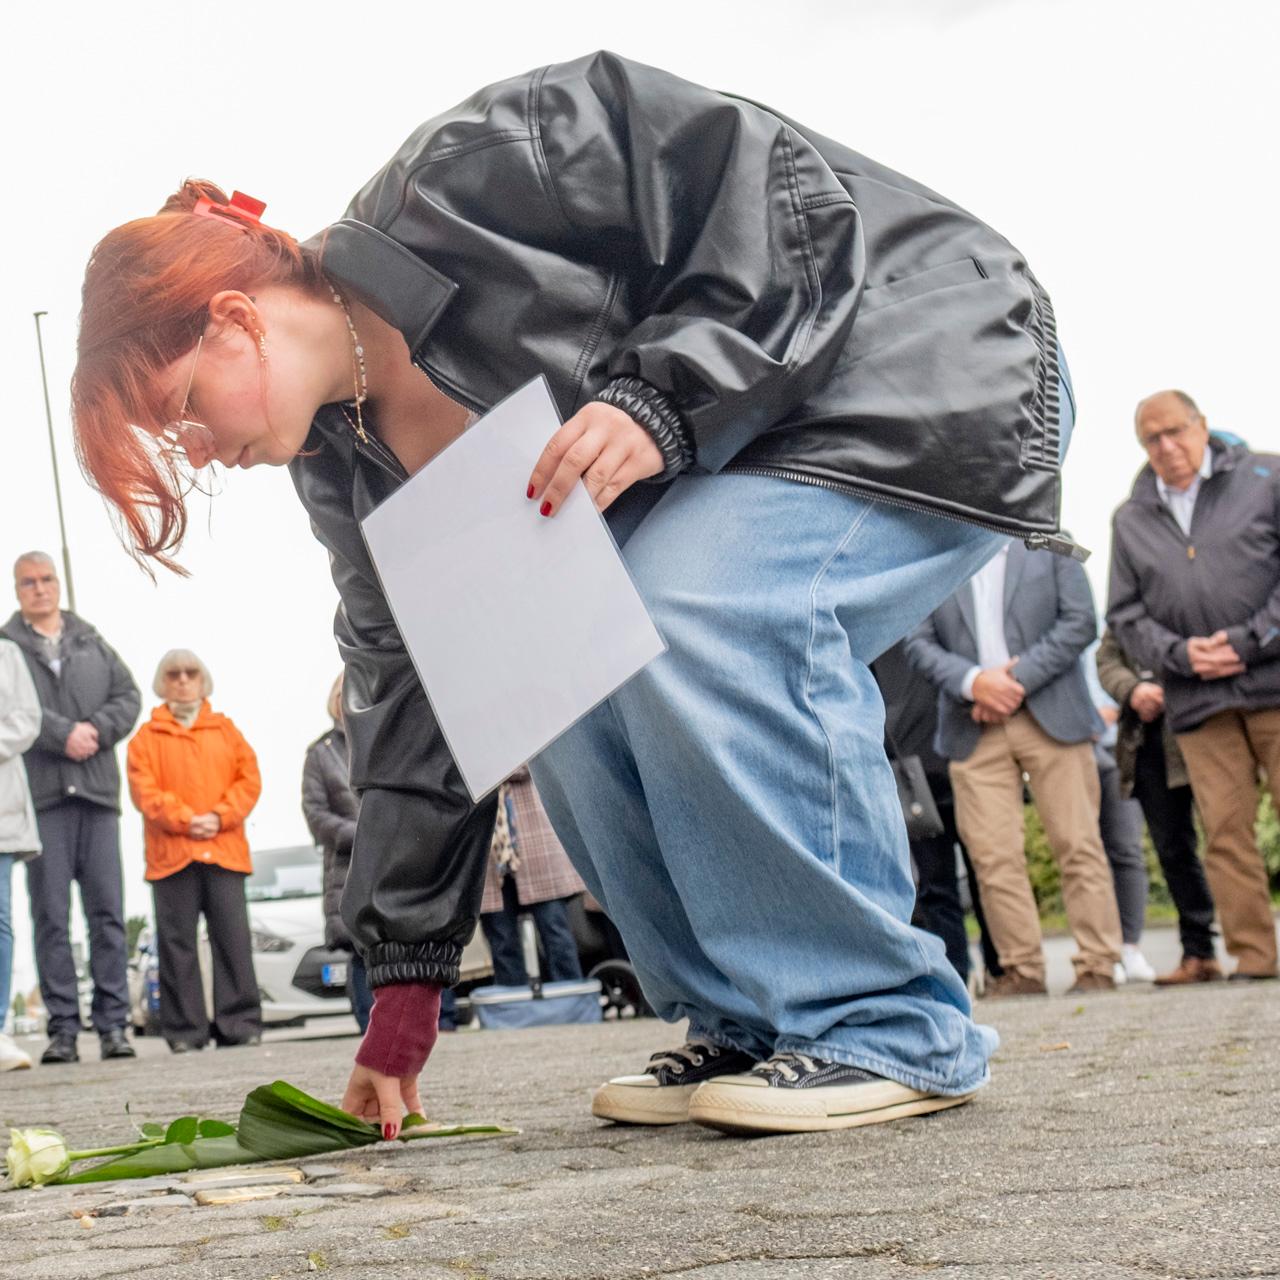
[527,402,662,516]
[188,812,220,839]
[342,1062,425,1141]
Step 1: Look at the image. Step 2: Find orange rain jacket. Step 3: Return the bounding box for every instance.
[127,701,262,881]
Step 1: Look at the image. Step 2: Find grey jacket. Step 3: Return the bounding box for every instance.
[905,541,1102,761]
[0,612,140,813]
[301,726,358,951]
[1107,439,1280,733]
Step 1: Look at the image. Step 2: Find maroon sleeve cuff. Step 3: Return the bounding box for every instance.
[354,981,442,1078]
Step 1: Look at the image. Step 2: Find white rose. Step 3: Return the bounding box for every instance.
[6,1128,71,1187]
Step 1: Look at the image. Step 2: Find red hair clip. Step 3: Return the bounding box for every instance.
[191,190,267,226]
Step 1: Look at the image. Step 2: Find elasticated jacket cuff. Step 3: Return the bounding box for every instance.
[366,939,461,987]
[593,376,694,481]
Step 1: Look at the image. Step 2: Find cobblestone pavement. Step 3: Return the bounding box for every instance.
[1,962,1277,1279]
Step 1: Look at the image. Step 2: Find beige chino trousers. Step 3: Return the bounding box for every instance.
[1176,707,1280,976]
[950,710,1123,982]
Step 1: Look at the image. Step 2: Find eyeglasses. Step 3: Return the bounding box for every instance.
[165,668,201,680]
[159,334,217,469]
[1139,420,1195,453]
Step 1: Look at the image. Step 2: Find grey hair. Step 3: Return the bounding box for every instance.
[152,648,213,699]
[1134,389,1203,429]
[13,550,56,580]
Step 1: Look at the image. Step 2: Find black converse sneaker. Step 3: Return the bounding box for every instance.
[592,1039,758,1126]
[687,1051,976,1135]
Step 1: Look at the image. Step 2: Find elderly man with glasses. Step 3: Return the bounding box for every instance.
[1,553,141,1062]
[1108,392,1280,981]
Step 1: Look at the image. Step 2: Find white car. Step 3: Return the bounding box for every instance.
[245,844,354,1024]
[131,843,351,1034]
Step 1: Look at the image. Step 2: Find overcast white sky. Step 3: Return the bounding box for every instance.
[2,0,1277,999]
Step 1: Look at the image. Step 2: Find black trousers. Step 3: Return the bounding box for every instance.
[151,861,261,1047]
[1131,729,1217,960]
[480,875,583,987]
[26,799,130,1037]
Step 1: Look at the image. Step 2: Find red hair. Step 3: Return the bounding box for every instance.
[73,180,322,572]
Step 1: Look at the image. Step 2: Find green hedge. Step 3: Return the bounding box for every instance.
[1025,787,1280,917]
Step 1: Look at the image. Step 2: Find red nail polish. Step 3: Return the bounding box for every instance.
[540,501,552,517]
[383,1123,395,1141]
[526,484,535,499]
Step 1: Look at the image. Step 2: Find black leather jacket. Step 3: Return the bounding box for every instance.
[290,51,1073,987]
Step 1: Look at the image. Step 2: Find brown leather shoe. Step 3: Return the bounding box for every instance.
[982,972,1048,998]
[1154,955,1224,986]
[1066,971,1117,995]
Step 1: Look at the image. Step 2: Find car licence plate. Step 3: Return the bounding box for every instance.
[321,962,348,987]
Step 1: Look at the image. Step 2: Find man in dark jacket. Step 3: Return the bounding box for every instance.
[906,542,1123,995]
[2,552,141,1062]
[1108,393,1280,980]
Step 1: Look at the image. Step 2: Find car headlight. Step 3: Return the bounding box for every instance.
[250,928,294,954]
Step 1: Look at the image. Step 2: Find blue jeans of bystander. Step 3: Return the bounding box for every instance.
[0,854,13,1027]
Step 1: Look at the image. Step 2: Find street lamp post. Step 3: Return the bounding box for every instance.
[32,311,77,612]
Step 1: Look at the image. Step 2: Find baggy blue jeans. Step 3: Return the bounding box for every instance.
[531,477,1011,1095]
[532,360,1076,1096]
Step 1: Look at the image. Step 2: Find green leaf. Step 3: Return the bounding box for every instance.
[164,1117,199,1145]
[59,1135,259,1184]
[398,1123,518,1142]
[401,1113,428,1129]
[234,1083,379,1161]
[140,1123,166,1140]
[263,1082,380,1137]
[196,1119,236,1139]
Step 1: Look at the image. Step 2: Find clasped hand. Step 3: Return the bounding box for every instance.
[1128,681,1165,722]
[64,721,99,762]
[188,812,221,840]
[970,658,1025,724]
[526,402,663,516]
[1187,631,1245,681]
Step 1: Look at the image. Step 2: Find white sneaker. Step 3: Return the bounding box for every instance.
[1121,944,1157,983]
[0,1033,32,1071]
[688,1052,975,1135]
[1113,962,1128,986]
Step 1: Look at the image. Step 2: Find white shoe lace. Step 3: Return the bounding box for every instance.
[752,1051,819,1082]
[647,1038,721,1076]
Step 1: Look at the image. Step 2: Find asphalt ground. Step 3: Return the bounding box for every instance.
[1,927,1277,1280]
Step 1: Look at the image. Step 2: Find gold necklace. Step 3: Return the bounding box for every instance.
[328,283,369,443]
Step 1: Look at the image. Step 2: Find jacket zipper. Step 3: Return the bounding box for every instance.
[341,359,487,486]
[723,464,1089,561]
[411,355,487,417]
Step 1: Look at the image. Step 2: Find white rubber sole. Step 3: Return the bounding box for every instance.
[591,1077,701,1126]
[687,1076,976,1135]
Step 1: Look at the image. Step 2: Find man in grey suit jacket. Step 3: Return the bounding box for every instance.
[906,541,1122,995]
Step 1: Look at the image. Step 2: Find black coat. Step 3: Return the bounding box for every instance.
[1107,439,1280,733]
[300,727,358,951]
[0,611,140,813]
[289,50,1072,987]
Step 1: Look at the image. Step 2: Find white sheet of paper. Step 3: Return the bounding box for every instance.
[360,376,666,801]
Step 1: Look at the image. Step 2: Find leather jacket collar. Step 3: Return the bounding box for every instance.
[306,220,458,356]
